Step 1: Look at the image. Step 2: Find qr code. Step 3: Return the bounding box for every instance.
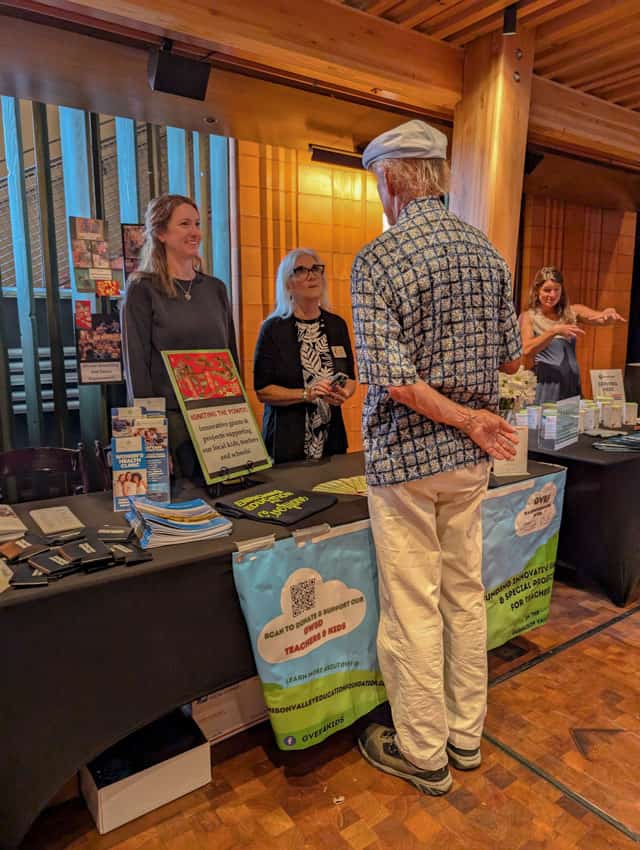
[290,578,316,618]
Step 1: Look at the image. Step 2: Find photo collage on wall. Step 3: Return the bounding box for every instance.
[70,216,124,385]
[70,217,124,295]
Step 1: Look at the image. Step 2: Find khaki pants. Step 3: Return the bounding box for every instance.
[368,462,490,771]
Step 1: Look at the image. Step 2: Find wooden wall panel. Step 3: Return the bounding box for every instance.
[236,142,383,453]
[520,195,635,397]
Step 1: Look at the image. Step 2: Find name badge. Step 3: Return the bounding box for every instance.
[331,345,347,358]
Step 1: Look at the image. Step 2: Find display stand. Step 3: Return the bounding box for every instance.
[206,461,264,498]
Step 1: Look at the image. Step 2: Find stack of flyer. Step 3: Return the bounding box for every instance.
[125,498,232,549]
[0,505,27,543]
[111,399,170,511]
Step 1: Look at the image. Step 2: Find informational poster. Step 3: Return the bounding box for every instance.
[233,521,387,750]
[162,349,272,484]
[76,313,123,384]
[590,369,625,402]
[482,469,567,650]
[122,223,145,276]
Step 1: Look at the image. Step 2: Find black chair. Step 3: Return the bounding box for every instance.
[94,440,112,491]
[0,443,90,503]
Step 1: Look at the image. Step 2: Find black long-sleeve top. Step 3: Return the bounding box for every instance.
[253,310,355,464]
[121,271,239,411]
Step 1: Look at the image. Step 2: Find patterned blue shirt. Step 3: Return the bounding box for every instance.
[351,197,522,487]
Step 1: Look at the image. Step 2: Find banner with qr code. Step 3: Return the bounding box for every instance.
[232,520,386,750]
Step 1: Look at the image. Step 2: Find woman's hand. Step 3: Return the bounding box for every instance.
[600,308,626,324]
[307,377,333,401]
[554,323,585,340]
[323,385,350,407]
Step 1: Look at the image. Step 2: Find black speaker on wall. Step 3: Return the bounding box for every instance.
[148,42,211,101]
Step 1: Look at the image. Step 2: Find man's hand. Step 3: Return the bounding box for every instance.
[459,409,519,460]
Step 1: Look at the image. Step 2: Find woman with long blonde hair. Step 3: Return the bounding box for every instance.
[121,193,238,478]
[519,266,625,402]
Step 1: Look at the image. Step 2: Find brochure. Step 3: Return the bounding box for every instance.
[0,504,27,542]
[29,506,84,536]
[125,497,232,549]
[133,416,170,504]
[112,436,147,512]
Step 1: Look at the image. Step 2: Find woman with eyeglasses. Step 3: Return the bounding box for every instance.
[254,248,356,464]
[519,266,626,403]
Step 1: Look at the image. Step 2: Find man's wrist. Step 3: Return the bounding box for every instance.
[456,407,478,434]
[302,387,308,402]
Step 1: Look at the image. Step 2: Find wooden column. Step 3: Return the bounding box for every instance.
[449,29,535,275]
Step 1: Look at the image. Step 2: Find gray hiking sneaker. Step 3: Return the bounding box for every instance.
[446,741,482,770]
[358,724,453,795]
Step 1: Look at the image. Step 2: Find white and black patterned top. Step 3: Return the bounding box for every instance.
[351,197,522,487]
[295,316,334,459]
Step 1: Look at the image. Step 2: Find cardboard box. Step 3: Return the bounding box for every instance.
[80,709,210,834]
[192,676,268,743]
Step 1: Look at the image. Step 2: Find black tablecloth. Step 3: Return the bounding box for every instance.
[0,454,555,849]
[530,434,640,607]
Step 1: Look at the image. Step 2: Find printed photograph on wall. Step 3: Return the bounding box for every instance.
[76,312,123,384]
[122,224,145,276]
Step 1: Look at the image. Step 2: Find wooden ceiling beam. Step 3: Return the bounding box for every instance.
[528,75,640,169]
[399,0,462,31]
[583,65,640,93]
[448,12,503,47]
[18,0,463,114]
[515,0,591,30]
[535,0,633,52]
[562,50,640,89]
[446,0,589,46]
[534,25,636,74]
[426,0,511,41]
[364,0,403,15]
[537,32,640,78]
[1,0,639,169]
[596,75,640,100]
[614,91,640,107]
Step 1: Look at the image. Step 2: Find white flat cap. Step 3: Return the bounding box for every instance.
[362,119,448,169]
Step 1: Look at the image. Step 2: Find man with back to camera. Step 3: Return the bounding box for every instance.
[352,120,522,795]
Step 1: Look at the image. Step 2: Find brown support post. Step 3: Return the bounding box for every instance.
[449,30,535,275]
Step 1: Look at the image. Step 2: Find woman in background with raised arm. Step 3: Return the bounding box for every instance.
[519,266,626,403]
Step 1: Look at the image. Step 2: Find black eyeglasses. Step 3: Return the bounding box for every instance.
[292,263,325,280]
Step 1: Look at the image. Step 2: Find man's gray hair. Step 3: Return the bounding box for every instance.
[372,157,450,202]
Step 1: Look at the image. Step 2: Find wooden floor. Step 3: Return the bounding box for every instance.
[21,574,640,850]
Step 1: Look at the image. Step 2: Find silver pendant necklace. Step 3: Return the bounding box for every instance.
[174,276,195,301]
